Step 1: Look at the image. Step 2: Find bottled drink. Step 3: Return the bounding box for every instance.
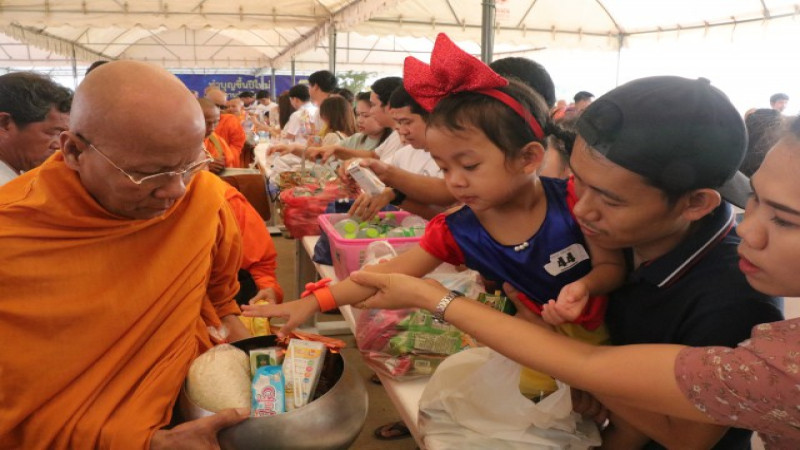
[334,218,359,239]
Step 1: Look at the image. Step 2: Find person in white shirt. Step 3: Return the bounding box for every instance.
[368,77,406,162]
[253,89,278,125]
[308,70,338,132]
[282,84,318,144]
[350,86,447,221]
[0,72,72,186]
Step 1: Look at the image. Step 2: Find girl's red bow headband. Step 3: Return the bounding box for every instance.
[403,33,544,140]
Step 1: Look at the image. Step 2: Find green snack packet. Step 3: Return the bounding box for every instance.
[478,290,517,315]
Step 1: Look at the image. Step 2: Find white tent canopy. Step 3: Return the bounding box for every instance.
[0,1,797,110]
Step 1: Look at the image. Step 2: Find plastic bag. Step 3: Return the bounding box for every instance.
[419,347,601,449]
[354,244,485,380]
[279,181,352,238]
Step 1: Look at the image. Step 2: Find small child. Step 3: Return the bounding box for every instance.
[244,35,626,390]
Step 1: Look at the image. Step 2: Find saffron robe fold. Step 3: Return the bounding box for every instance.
[0,153,243,450]
[215,113,245,165]
[224,185,284,302]
[205,132,239,168]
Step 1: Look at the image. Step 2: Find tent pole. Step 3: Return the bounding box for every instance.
[615,34,623,86]
[291,58,296,85]
[329,25,337,74]
[271,68,277,99]
[481,0,496,63]
[71,45,78,86]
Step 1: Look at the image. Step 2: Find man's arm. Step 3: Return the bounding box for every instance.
[361,159,455,206]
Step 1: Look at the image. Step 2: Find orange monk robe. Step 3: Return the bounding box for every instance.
[215,113,245,165]
[204,131,239,168]
[224,185,284,303]
[0,153,243,450]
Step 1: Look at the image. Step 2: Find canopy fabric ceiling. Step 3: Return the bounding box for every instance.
[0,0,796,73]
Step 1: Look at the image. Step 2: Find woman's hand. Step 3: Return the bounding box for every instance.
[349,271,448,311]
[241,297,319,338]
[306,145,337,162]
[348,189,393,222]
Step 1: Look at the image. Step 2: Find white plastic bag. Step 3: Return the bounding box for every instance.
[419,347,601,449]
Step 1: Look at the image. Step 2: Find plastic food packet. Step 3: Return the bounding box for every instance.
[347,158,386,196]
[282,339,327,410]
[251,365,286,417]
[249,347,283,377]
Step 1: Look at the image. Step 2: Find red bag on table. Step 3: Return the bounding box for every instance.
[280,181,350,238]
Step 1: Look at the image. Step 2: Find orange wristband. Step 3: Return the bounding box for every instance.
[313,286,337,312]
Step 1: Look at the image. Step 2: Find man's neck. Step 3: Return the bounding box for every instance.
[631,223,695,267]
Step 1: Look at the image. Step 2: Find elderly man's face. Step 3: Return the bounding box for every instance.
[4,106,69,171]
[63,115,206,221]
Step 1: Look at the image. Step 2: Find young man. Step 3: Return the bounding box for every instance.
[282,84,317,143]
[770,92,789,113]
[367,77,405,162]
[349,86,443,220]
[570,76,783,449]
[308,70,338,131]
[0,72,72,186]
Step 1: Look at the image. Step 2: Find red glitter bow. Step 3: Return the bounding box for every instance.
[404,33,544,140]
[301,277,332,298]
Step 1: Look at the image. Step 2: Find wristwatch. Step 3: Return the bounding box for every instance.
[433,290,462,324]
[389,188,407,206]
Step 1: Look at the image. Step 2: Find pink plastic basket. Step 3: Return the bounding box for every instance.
[318,212,424,280]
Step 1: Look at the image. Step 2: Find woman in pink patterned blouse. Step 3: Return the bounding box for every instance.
[346,119,800,448]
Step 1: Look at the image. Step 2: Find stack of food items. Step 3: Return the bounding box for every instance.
[186,339,327,417]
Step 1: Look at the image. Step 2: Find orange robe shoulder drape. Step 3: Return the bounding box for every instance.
[205,131,239,168]
[0,153,243,450]
[224,185,284,302]
[215,113,245,164]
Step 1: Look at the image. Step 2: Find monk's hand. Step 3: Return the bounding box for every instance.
[241,297,319,338]
[208,157,225,174]
[349,271,447,311]
[249,287,277,305]
[501,282,553,328]
[149,407,248,450]
[541,281,589,326]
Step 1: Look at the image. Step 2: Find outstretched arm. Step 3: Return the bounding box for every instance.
[241,246,442,336]
[347,271,712,424]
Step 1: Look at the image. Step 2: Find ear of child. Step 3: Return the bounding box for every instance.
[519,141,546,175]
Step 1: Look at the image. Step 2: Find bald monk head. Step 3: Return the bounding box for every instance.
[198,98,220,139]
[226,98,244,115]
[60,61,208,220]
[205,88,228,111]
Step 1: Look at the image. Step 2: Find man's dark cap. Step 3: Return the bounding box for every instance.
[577,76,749,207]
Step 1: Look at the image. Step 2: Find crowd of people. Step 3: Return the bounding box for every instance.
[1,31,799,450]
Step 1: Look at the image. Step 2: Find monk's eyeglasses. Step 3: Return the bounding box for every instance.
[74,133,213,186]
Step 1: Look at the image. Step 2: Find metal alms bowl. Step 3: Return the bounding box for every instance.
[179,335,368,450]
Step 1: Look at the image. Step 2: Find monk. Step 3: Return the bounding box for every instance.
[205,87,245,165]
[198,99,284,304]
[199,98,239,171]
[224,185,284,303]
[0,61,251,449]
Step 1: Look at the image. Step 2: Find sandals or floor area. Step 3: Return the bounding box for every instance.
[374,421,412,441]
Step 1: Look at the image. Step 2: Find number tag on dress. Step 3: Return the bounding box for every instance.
[543,243,590,276]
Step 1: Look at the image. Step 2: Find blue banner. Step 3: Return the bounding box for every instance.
[175,74,308,99]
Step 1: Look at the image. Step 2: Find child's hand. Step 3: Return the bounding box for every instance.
[542,281,589,325]
[240,297,319,338]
